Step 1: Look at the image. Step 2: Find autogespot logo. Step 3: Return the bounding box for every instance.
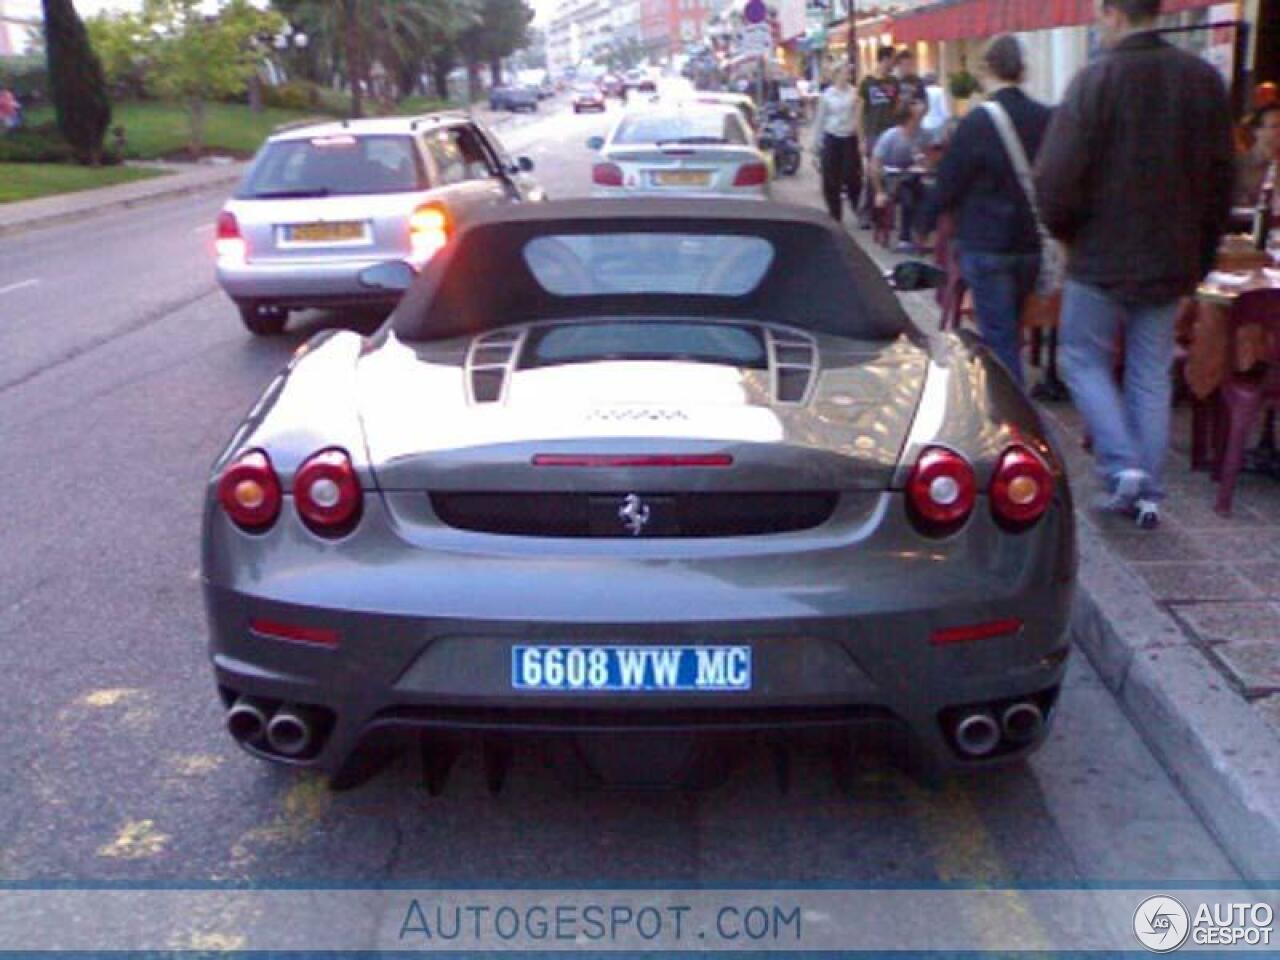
[1134,896,1191,953]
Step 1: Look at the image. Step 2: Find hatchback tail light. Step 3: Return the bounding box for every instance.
[592,162,624,186]
[732,162,769,187]
[217,450,281,532]
[906,446,976,534]
[215,210,246,265]
[409,203,451,264]
[294,448,362,536]
[990,445,1055,529]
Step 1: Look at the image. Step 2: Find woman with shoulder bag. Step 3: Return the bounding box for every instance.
[929,35,1058,387]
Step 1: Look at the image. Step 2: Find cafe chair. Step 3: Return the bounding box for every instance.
[1211,289,1280,515]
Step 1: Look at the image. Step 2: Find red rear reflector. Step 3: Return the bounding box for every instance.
[532,454,733,468]
[733,162,769,187]
[592,162,624,186]
[930,618,1024,647]
[249,618,339,648]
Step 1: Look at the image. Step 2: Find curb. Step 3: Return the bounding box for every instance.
[1070,499,1280,884]
[0,165,246,239]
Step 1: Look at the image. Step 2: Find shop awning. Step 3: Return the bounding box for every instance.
[890,0,1224,44]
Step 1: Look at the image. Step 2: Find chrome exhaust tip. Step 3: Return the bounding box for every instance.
[266,704,315,758]
[954,711,1001,758]
[226,696,269,745]
[1001,702,1045,745]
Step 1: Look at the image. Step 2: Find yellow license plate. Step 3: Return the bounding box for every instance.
[288,221,364,243]
[654,170,712,187]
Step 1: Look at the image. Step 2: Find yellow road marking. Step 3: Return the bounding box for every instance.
[227,774,330,871]
[902,778,1052,952]
[81,688,141,708]
[97,819,170,860]
[170,754,225,777]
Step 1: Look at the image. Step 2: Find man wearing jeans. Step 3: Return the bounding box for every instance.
[1035,0,1234,529]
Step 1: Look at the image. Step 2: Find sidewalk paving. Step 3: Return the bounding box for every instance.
[772,162,1280,884]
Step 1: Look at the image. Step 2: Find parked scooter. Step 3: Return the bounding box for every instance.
[759,104,802,177]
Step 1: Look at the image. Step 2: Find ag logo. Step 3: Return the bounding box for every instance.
[1134,896,1190,953]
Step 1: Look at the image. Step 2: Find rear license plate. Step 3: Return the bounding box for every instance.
[653,170,712,187]
[512,645,751,692]
[286,221,365,243]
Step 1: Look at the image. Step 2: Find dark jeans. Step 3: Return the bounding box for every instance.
[958,250,1041,388]
[892,175,926,243]
[821,134,863,222]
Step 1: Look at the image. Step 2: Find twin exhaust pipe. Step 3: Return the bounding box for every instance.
[953,701,1045,758]
[226,696,319,758]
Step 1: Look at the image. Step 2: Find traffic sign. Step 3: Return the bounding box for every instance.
[743,0,767,25]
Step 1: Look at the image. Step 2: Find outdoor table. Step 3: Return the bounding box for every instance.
[1182,264,1280,400]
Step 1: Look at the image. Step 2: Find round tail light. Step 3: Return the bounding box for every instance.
[294,448,362,536]
[217,450,281,532]
[906,447,976,534]
[991,445,1054,529]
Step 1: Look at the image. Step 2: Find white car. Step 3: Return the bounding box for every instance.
[587,104,770,200]
[214,113,543,336]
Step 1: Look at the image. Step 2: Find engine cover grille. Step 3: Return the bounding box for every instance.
[430,492,839,538]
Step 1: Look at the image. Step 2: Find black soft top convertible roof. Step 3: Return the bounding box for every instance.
[388,199,916,343]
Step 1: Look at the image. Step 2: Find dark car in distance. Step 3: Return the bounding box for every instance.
[489,85,540,113]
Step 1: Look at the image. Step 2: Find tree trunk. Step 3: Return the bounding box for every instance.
[489,58,502,87]
[187,97,206,159]
[247,72,263,114]
[343,0,365,118]
[466,62,480,104]
[431,63,450,101]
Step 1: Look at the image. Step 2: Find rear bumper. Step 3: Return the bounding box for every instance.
[216,255,407,307]
[203,492,1075,778]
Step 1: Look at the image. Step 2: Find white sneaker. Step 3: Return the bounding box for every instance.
[1096,469,1146,515]
[1134,498,1161,530]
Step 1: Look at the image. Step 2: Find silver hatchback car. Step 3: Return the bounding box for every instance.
[215,113,544,335]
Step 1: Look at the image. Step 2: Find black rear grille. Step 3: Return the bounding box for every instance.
[430,492,839,538]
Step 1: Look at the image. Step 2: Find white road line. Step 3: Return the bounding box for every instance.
[0,278,40,296]
[193,223,214,234]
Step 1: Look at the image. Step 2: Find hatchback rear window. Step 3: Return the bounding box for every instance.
[612,112,747,146]
[241,134,423,198]
[523,233,774,297]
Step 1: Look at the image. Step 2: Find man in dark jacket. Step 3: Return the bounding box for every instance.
[931,34,1051,386]
[1035,0,1234,530]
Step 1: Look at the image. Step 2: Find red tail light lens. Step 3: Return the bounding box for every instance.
[592,162,624,186]
[217,450,281,532]
[294,448,362,536]
[991,445,1055,529]
[733,162,769,187]
[906,446,976,533]
[214,210,246,264]
[409,203,451,264]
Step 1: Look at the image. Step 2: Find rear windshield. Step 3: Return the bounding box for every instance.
[612,112,747,146]
[524,322,766,369]
[241,134,423,198]
[523,233,774,297]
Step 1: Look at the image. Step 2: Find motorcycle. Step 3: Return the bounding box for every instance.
[759,105,802,177]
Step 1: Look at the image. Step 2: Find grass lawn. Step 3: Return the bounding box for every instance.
[0,163,167,204]
[26,101,330,160]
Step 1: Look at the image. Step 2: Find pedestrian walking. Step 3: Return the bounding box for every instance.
[857,47,901,228]
[812,66,862,223]
[894,49,927,109]
[1235,103,1279,210]
[929,35,1052,387]
[0,89,19,132]
[1035,0,1235,530]
[870,96,931,253]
